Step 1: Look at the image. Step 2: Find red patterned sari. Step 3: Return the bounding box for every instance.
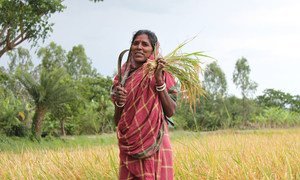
[113,59,177,179]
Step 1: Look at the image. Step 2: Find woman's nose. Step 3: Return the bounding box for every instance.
[137,43,142,49]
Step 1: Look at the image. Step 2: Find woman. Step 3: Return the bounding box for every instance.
[111,30,178,179]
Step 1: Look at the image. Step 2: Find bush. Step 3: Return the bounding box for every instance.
[0,93,30,136]
[253,107,300,128]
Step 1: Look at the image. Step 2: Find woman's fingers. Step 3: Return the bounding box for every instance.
[156,58,166,71]
[115,85,127,104]
[157,58,166,64]
[116,86,127,94]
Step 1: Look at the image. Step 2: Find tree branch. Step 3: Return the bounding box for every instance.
[0,25,9,39]
[0,25,9,47]
[0,39,5,47]
[0,48,6,58]
[14,34,28,47]
[12,31,25,45]
[6,28,13,50]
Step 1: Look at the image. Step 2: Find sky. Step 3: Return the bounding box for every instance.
[1,0,300,97]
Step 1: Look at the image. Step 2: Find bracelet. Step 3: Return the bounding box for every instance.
[156,83,166,91]
[115,102,125,107]
[156,82,165,89]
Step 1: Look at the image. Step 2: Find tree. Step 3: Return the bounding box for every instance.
[7,47,34,73]
[65,45,96,80]
[0,0,65,58]
[37,41,66,71]
[232,57,258,121]
[203,61,229,128]
[291,95,300,113]
[6,47,34,101]
[16,68,75,140]
[257,88,300,113]
[204,61,227,99]
[257,89,291,109]
[77,75,114,133]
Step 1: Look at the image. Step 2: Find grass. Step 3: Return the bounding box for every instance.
[0,134,117,152]
[1,128,300,179]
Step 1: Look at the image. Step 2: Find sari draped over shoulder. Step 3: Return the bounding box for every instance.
[113,59,177,179]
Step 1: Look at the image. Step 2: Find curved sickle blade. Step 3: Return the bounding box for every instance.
[118,49,129,85]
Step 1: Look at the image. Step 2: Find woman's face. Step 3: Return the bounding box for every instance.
[130,34,153,66]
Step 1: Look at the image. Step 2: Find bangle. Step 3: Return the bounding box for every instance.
[156,83,166,91]
[156,82,165,89]
[115,102,125,107]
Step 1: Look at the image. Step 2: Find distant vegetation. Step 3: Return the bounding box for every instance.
[0,44,300,140]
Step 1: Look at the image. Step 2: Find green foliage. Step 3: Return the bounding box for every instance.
[257,88,299,113]
[204,61,227,98]
[68,99,114,135]
[253,107,300,128]
[66,45,96,79]
[174,97,226,131]
[232,57,258,122]
[8,43,115,137]
[0,0,65,57]
[16,67,76,139]
[0,91,30,136]
[79,75,112,101]
[37,42,67,71]
[2,41,299,139]
[233,57,257,99]
[0,133,117,152]
[16,68,75,109]
[0,65,31,137]
[173,102,193,130]
[200,61,229,130]
[7,47,34,73]
[291,95,300,113]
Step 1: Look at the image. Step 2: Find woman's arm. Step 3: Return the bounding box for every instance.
[156,85,176,117]
[114,106,123,125]
[155,58,176,117]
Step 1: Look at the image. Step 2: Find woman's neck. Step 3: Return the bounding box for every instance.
[131,60,146,69]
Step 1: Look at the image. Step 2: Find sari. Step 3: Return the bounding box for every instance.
[113,58,177,179]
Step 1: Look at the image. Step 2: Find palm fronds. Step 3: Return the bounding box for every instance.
[16,68,76,109]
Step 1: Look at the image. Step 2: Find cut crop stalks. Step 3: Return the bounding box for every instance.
[145,38,213,111]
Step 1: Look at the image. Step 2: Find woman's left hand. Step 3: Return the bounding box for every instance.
[154,58,166,85]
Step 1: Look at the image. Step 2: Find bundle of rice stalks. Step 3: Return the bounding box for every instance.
[145,39,211,111]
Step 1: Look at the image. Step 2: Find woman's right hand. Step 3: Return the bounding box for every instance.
[114,85,127,106]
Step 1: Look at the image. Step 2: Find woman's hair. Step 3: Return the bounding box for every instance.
[131,30,158,50]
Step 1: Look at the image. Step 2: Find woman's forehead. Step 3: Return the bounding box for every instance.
[134,34,150,42]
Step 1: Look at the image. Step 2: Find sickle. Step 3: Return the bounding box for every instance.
[118,49,130,86]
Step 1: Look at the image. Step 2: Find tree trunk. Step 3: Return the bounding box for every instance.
[32,105,47,140]
[242,95,246,123]
[60,118,66,136]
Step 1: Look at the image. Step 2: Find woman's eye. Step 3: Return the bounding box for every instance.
[133,42,139,46]
[142,42,149,47]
